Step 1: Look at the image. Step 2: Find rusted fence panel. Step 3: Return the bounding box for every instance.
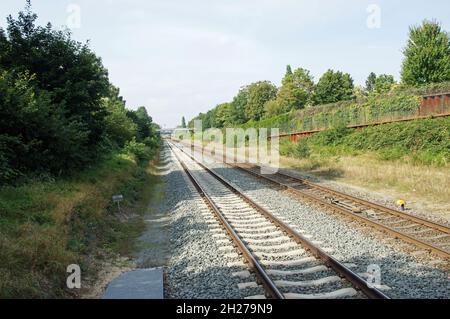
[279,93,450,142]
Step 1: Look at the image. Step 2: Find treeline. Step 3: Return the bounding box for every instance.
[189,20,450,129]
[0,3,159,184]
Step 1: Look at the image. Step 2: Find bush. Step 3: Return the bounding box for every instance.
[293,142,311,158]
[0,7,160,184]
[279,140,295,157]
[310,126,351,146]
[124,138,151,162]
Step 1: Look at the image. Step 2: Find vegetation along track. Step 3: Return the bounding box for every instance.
[177,140,450,260]
[167,141,389,299]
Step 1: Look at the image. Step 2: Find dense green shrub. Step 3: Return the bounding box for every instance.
[0,71,92,180]
[0,5,160,184]
[279,139,295,157]
[303,117,450,166]
[293,141,310,158]
[124,138,152,162]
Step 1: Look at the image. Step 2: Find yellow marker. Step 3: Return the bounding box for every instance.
[396,199,406,206]
[396,199,406,211]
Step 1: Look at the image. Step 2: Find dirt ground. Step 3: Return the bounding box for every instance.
[80,159,169,299]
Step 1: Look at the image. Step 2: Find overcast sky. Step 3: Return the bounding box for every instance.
[1,0,449,128]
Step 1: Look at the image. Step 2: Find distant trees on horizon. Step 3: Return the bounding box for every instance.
[189,19,450,129]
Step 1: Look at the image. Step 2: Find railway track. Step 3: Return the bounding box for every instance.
[174,140,450,260]
[232,164,450,260]
[167,141,389,299]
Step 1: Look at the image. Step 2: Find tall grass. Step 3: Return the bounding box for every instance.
[281,117,450,166]
[279,117,450,205]
[0,148,159,298]
[281,154,450,205]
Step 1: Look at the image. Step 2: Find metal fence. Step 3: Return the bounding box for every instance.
[293,93,450,133]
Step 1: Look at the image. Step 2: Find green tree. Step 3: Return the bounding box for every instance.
[284,65,293,81]
[0,3,160,183]
[0,5,110,148]
[264,100,284,117]
[374,74,396,93]
[366,72,377,92]
[127,107,156,144]
[213,103,232,127]
[401,20,450,85]
[103,85,137,147]
[0,4,112,178]
[0,71,89,179]
[277,67,314,111]
[313,69,354,105]
[245,81,277,121]
[229,86,249,124]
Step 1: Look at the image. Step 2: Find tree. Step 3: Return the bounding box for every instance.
[374,74,396,93]
[228,86,249,125]
[0,70,89,179]
[127,107,156,144]
[0,4,111,178]
[277,67,314,111]
[103,85,137,147]
[181,116,186,128]
[284,65,293,82]
[264,100,284,117]
[365,73,396,94]
[401,20,450,85]
[0,3,159,183]
[1,6,110,146]
[213,103,232,127]
[245,81,277,121]
[313,70,354,105]
[366,72,377,92]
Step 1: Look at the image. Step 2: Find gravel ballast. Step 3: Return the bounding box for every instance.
[201,157,450,299]
[159,145,254,299]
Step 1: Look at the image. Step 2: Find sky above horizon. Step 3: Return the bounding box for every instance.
[1,1,450,128]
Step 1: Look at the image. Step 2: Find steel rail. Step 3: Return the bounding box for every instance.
[170,141,389,299]
[174,139,450,260]
[273,168,450,234]
[167,142,285,299]
[233,164,450,260]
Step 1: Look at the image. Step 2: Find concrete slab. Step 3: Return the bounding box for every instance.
[103,268,164,299]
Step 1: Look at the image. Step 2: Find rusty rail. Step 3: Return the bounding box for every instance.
[169,140,389,299]
[174,139,450,260]
[167,142,285,299]
[233,164,450,260]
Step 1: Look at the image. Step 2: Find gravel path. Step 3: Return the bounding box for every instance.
[202,158,450,299]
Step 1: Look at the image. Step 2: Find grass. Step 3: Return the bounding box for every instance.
[280,153,450,205]
[278,117,450,212]
[187,116,450,215]
[281,117,450,166]
[0,148,159,298]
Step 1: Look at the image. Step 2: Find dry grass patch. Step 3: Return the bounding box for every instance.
[281,153,450,213]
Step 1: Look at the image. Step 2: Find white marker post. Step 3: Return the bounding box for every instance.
[112,195,124,213]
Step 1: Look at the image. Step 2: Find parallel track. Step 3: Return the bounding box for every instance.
[173,139,450,260]
[168,141,389,299]
[232,163,450,260]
